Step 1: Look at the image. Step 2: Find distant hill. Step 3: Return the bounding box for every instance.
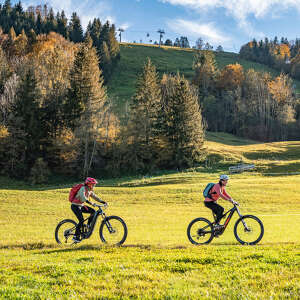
[107,43,300,114]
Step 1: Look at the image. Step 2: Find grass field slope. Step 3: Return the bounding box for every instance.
[0,133,299,299]
[107,43,300,113]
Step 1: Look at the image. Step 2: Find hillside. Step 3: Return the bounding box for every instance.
[107,43,300,113]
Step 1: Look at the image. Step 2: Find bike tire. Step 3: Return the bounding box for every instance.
[99,216,127,246]
[187,217,214,245]
[55,219,77,245]
[234,215,264,245]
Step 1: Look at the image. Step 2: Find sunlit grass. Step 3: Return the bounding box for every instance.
[0,134,300,299]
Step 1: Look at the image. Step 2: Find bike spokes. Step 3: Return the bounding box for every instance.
[187,218,214,245]
[234,215,264,245]
[99,216,127,246]
[55,219,77,245]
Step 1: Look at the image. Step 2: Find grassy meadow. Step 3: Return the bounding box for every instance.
[107,43,300,114]
[0,133,300,299]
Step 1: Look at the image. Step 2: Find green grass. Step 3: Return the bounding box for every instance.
[107,43,300,114]
[1,133,300,299]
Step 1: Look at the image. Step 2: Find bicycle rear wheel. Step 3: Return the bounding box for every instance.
[187,217,214,245]
[99,216,127,246]
[55,219,77,245]
[234,215,264,245]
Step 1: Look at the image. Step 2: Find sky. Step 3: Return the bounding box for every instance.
[11,0,300,52]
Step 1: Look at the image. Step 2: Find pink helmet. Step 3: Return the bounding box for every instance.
[85,177,98,185]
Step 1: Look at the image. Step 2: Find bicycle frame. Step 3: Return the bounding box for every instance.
[211,204,248,231]
[73,207,105,239]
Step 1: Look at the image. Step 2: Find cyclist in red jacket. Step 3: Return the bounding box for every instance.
[71,177,106,243]
[204,175,238,229]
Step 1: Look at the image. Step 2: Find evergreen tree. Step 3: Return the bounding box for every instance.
[160,74,205,169]
[192,50,218,101]
[100,41,112,83]
[107,24,120,61]
[36,13,43,34]
[7,67,42,177]
[45,8,56,33]
[67,36,107,176]
[68,12,83,43]
[128,58,161,172]
[56,10,68,38]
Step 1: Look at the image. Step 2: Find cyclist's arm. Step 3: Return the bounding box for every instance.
[90,192,106,204]
[219,188,233,202]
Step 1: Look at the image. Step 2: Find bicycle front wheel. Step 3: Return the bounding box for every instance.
[99,216,127,246]
[187,217,214,245]
[234,215,264,245]
[55,219,77,245]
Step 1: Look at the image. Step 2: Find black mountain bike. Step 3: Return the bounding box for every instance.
[187,203,264,245]
[55,203,127,246]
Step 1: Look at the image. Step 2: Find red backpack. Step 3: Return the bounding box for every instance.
[69,183,84,203]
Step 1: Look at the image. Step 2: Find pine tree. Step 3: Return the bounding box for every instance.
[7,67,42,176]
[67,36,107,176]
[68,12,83,43]
[100,41,112,83]
[128,58,161,172]
[161,74,205,169]
[192,50,218,101]
[56,10,68,38]
[107,24,120,61]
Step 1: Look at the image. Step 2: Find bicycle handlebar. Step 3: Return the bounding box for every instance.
[93,203,108,209]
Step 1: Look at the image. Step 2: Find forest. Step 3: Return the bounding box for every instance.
[0,0,299,183]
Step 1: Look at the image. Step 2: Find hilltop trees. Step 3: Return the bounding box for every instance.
[0,1,120,83]
[239,36,300,81]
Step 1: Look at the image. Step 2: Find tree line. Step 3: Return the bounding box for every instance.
[0,26,205,182]
[240,36,300,81]
[193,50,300,141]
[0,0,120,82]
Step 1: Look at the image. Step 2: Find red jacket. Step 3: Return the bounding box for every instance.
[204,183,231,202]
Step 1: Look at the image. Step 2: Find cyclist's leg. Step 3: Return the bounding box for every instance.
[71,204,84,237]
[204,201,224,224]
[82,206,95,227]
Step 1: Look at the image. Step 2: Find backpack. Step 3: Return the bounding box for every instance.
[69,183,84,202]
[203,183,215,198]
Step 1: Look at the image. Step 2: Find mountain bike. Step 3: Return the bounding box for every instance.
[187,203,264,245]
[55,203,127,246]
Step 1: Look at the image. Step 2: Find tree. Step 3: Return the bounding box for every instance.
[164,39,172,46]
[68,12,83,43]
[204,42,213,50]
[7,67,42,177]
[196,38,204,50]
[56,10,68,38]
[216,45,223,52]
[160,74,205,169]
[127,58,161,172]
[192,50,218,100]
[67,36,107,177]
[100,41,112,83]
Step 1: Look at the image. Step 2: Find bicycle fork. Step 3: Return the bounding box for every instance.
[236,207,250,231]
[101,213,115,234]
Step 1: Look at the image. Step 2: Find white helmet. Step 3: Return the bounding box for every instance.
[220,174,230,180]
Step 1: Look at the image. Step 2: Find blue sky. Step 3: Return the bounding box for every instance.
[13,0,300,52]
